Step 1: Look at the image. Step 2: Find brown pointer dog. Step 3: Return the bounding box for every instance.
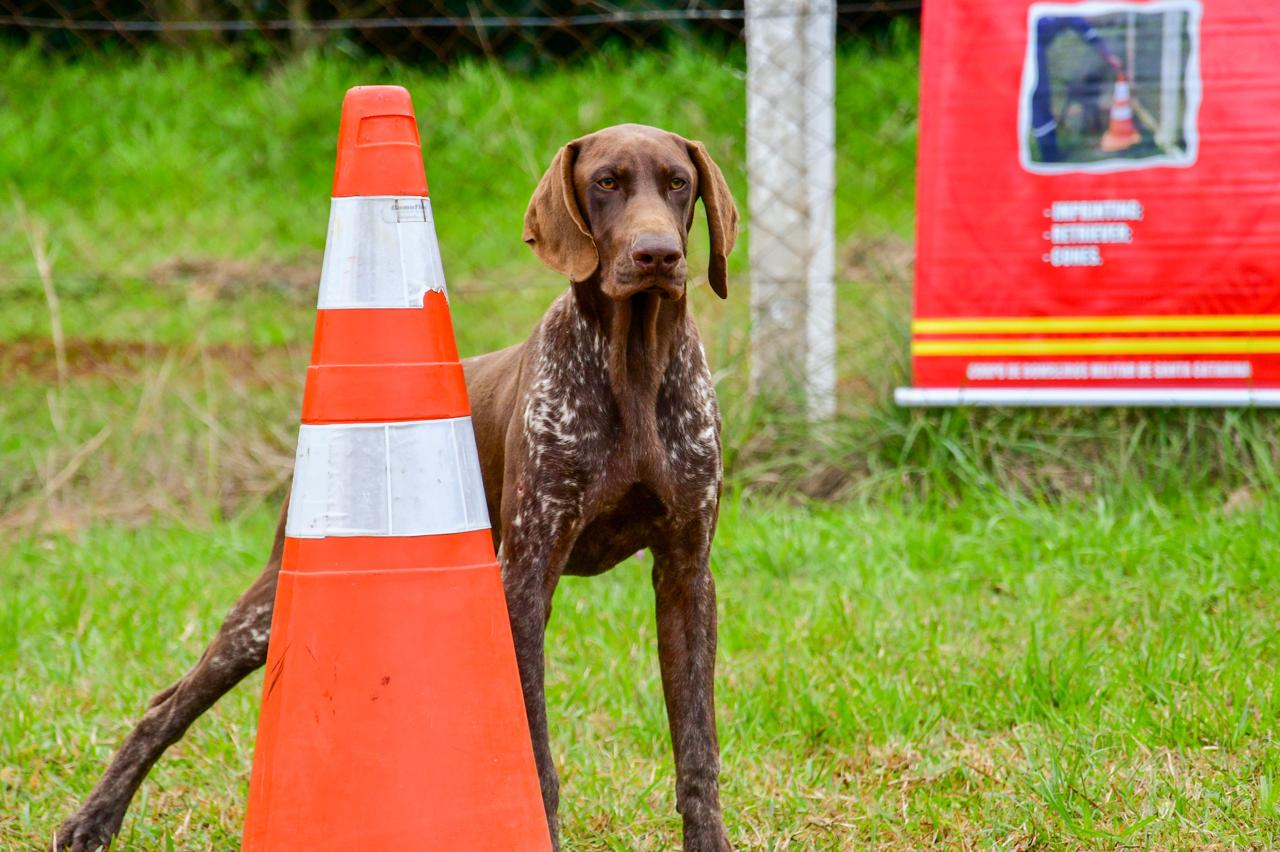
[54,123,738,851]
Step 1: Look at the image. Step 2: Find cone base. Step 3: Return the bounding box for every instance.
[1100,129,1141,153]
[243,564,551,851]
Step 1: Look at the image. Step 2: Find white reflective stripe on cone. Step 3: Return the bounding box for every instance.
[286,418,490,538]
[317,196,448,309]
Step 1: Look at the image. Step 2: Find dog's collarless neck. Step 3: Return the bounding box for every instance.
[567,278,689,428]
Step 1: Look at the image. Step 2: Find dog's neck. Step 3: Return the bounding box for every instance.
[571,277,687,431]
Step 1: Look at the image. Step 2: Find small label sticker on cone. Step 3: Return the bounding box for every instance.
[392,198,428,223]
[318,196,447,309]
[286,417,490,538]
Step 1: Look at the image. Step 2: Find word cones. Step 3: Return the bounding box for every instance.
[242,86,550,851]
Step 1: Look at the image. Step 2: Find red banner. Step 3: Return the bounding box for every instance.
[900,1,1280,406]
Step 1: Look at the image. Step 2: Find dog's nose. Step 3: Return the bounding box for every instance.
[631,234,682,274]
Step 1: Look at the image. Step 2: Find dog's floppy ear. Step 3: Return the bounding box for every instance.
[523,142,598,282]
[686,139,739,299]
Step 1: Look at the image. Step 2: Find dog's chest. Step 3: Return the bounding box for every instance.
[520,314,720,516]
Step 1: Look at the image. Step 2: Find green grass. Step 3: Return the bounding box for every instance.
[0,33,923,526]
[0,32,917,289]
[4,493,1279,848]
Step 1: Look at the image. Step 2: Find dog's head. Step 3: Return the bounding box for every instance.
[523,124,739,301]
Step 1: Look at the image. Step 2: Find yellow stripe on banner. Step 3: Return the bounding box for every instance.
[913,337,1280,357]
[912,315,1280,335]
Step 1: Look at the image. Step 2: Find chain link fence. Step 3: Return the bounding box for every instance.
[1,1,913,52]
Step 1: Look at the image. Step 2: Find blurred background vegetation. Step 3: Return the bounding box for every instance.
[0,1,1275,523]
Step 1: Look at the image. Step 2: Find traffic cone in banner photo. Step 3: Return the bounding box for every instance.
[1101,74,1142,153]
[242,86,551,851]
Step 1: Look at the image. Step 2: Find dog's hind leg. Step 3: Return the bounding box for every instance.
[52,500,288,852]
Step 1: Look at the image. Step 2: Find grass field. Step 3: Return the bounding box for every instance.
[3,32,1280,850]
[6,494,1280,848]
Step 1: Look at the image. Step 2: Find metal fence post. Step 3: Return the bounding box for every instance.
[746,0,836,420]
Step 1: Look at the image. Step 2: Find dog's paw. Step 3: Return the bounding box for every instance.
[51,808,122,852]
[683,820,733,852]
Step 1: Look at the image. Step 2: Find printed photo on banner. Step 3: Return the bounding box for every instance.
[1019,0,1202,174]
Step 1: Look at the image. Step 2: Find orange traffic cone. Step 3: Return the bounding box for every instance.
[1100,74,1142,153]
[241,86,551,851]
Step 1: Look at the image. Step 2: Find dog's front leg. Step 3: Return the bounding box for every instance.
[499,495,580,850]
[652,525,731,852]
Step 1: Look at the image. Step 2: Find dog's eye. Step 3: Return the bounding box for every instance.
[596,177,618,190]
[670,178,687,190]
